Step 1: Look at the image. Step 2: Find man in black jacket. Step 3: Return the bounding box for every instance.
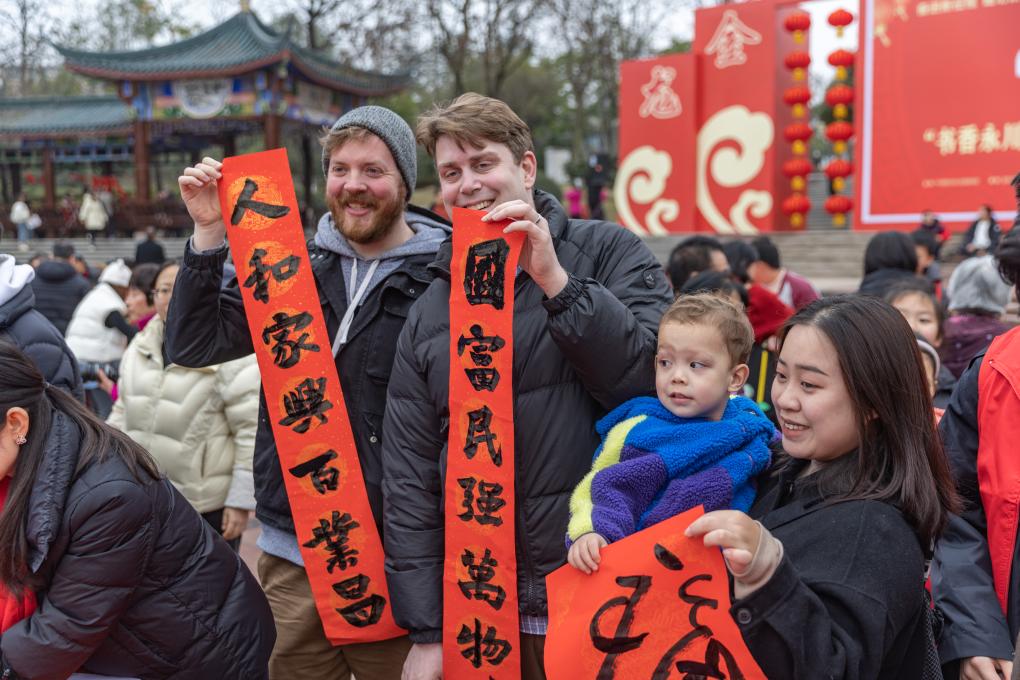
[0,253,83,401]
[164,106,449,680]
[30,241,91,335]
[383,93,672,680]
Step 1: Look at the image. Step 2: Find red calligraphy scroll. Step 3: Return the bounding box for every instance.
[546,507,765,680]
[219,148,404,645]
[444,208,524,678]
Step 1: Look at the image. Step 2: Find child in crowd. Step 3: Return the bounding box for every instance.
[885,281,956,408]
[915,334,945,422]
[566,293,776,573]
[686,295,958,678]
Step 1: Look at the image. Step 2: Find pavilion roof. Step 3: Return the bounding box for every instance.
[0,96,132,138]
[54,11,408,96]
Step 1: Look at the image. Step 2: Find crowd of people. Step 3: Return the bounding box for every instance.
[0,94,1018,680]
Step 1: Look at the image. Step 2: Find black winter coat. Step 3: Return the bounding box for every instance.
[0,286,83,401]
[0,410,275,679]
[933,352,1019,668]
[381,190,672,642]
[30,260,91,336]
[736,459,931,679]
[165,210,446,535]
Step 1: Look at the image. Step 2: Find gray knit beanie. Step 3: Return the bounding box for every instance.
[947,254,1012,314]
[321,106,417,200]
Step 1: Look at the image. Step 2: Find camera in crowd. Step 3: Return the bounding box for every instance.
[79,360,120,384]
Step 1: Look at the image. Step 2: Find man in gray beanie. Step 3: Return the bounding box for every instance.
[165,106,450,680]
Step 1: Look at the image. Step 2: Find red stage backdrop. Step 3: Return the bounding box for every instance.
[616,0,805,234]
[614,55,696,236]
[857,0,1020,230]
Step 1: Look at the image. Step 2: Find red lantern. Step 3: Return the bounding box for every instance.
[825,84,854,120]
[824,195,854,226]
[824,158,853,192]
[782,194,812,228]
[784,51,811,81]
[783,158,813,192]
[826,121,854,154]
[783,86,812,118]
[828,8,854,38]
[784,11,811,44]
[828,49,855,81]
[785,122,813,155]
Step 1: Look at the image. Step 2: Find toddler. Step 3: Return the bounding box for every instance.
[567,292,776,573]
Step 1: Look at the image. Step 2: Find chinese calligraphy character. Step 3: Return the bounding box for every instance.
[589,575,653,678]
[279,377,333,433]
[288,450,340,494]
[458,548,507,610]
[957,124,979,155]
[936,127,957,156]
[230,178,290,225]
[703,9,762,70]
[1003,122,1020,152]
[639,66,683,119]
[457,477,506,526]
[457,619,513,668]
[331,574,387,628]
[244,248,300,303]
[464,406,502,465]
[337,594,387,628]
[979,123,1002,153]
[457,325,505,391]
[303,510,360,573]
[261,311,320,368]
[464,239,510,309]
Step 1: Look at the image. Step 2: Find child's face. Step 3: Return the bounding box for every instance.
[772,325,860,464]
[891,292,941,347]
[655,322,749,421]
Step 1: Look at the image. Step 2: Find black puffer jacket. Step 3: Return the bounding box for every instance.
[30,259,91,336]
[0,285,83,401]
[0,409,275,679]
[381,190,672,642]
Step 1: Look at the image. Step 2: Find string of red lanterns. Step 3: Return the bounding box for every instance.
[782,9,814,228]
[823,7,856,227]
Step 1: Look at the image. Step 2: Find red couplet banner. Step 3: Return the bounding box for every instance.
[444,208,525,678]
[858,0,1020,230]
[545,507,765,680]
[614,55,697,235]
[219,148,404,645]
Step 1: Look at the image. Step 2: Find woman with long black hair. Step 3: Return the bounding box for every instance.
[0,342,274,679]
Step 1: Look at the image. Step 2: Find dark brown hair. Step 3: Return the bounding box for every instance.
[660,292,753,366]
[416,92,534,163]
[0,342,160,592]
[776,295,959,547]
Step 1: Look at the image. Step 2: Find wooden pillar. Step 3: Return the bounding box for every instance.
[133,119,151,202]
[42,148,55,210]
[301,130,313,209]
[10,162,22,199]
[264,114,281,150]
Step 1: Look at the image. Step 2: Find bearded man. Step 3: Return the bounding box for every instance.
[165,106,448,680]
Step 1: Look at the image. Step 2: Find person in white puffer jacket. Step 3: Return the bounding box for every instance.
[108,260,259,549]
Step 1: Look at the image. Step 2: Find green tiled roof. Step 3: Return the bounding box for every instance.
[0,96,132,137]
[55,11,407,96]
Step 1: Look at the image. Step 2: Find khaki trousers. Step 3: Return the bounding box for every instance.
[258,552,411,680]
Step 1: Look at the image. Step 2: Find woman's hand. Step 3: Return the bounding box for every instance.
[960,656,1013,680]
[568,533,608,574]
[221,507,250,541]
[686,510,784,597]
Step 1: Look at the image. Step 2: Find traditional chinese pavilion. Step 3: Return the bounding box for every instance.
[0,7,407,215]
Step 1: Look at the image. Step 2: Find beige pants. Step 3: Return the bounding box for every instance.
[258,552,411,680]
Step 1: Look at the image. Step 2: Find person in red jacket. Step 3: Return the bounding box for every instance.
[933,172,1020,680]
